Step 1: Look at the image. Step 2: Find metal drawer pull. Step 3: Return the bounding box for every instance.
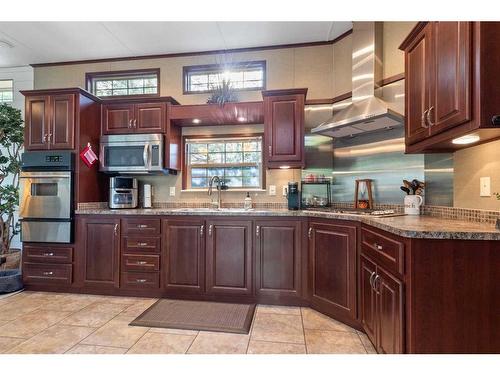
[200,225,204,236]
[137,242,148,247]
[135,261,148,265]
[421,109,429,128]
[43,271,54,276]
[43,252,55,257]
[374,243,383,251]
[114,224,118,236]
[373,275,381,294]
[208,224,213,236]
[256,226,260,237]
[137,224,149,228]
[133,119,137,128]
[308,227,312,239]
[136,279,147,283]
[369,271,376,289]
[268,145,272,157]
[128,119,132,128]
[426,106,435,127]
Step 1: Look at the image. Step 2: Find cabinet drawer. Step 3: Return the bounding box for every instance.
[122,254,160,272]
[121,272,160,289]
[361,226,404,275]
[122,237,160,253]
[122,218,161,235]
[23,262,72,285]
[23,245,73,264]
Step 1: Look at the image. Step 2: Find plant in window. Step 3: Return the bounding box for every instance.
[206,79,238,106]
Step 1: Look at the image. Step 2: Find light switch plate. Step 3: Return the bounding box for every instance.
[282,186,288,197]
[169,186,176,196]
[480,177,491,197]
[269,185,276,196]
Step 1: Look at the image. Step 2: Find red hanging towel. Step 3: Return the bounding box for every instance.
[80,143,98,167]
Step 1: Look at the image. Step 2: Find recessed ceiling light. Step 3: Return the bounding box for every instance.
[0,40,14,49]
[237,116,246,122]
[452,134,480,145]
[192,118,201,124]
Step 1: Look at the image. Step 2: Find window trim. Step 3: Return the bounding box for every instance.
[182,61,266,95]
[85,68,160,99]
[181,133,266,191]
[0,79,14,103]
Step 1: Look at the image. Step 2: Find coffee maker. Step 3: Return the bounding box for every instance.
[287,182,301,210]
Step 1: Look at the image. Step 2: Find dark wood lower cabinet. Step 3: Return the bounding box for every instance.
[308,221,357,323]
[360,255,377,344]
[205,219,253,295]
[255,220,302,300]
[163,218,205,294]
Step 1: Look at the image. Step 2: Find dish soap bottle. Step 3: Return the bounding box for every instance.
[244,192,253,210]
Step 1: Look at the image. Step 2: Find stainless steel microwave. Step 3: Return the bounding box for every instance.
[100,134,164,173]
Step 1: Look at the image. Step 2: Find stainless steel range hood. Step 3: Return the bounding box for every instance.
[312,22,403,138]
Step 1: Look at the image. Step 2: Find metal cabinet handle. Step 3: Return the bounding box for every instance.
[308,227,313,239]
[256,226,260,237]
[373,275,381,294]
[374,243,383,251]
[137,242,148,247]
[136,279,147,283]
[114,224,118,236]
[137,224,148,228]
[268,145,272,157]
[200,225,204,236]
[426,106,435,127]
[42,134,47,143]
[369,271,376,289]
[208,224,213,236]
[43,252,55,257]
[133,119,137,128]
[128,119,132,128]
[135,261,148,265]
[43,271,54,276]
[47,133,52,143]
[421,109,429,128]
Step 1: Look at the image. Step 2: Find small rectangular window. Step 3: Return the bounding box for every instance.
[183,61,266,94]
[86,69,160,98]
[0,79,14,103]
[185,136,263,190]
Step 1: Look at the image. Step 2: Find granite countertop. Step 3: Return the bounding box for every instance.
[75,207,500,240]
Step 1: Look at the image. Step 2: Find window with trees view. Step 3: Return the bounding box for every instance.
[86,69,159,98]
[185,136,263,190]
[0,80,14,103]
[183,61,266,94]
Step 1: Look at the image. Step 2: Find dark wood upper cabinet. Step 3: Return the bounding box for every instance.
[76,217,120,289]
[400,22,500,152]
[102,104,135,134]
[135,102,165,133]
[50,94,75,149]
[25,95,50,150]
[163,218,205,294]
[205,219,253,295]
[308,220,357,323]
[262,88,307,169]
[255,220,302,300]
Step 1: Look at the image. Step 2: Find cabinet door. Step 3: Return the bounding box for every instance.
[25,95,50,150]
[360,255,377,346]
[264,94,304,167]
[206,219,253,295]
[102,104,135,134]
[405,23,433,145]
[430,22,472,135]
[163,219,205,294]
[49,94,75,149]
[376,266,404,354]
[135,102,165,133]
[309,221,357,321]
[255,220,301,299]
[77,217,120,288]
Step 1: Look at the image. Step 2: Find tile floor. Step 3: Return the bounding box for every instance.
[0,291,376,354]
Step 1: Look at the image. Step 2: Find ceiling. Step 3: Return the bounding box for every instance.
[0,22,352,68]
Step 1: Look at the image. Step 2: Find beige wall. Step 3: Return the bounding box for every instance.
[382,22,417,78]
[454,140,500,210]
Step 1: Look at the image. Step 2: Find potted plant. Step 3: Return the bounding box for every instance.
[0,102,24,293]
[206,79,238,106]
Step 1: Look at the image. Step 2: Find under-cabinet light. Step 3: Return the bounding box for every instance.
[451,134,480,145]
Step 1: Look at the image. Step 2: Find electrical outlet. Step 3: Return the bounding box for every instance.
[282,186,288,196]
[269,185,276,196]
[169,186,176,197]
[480,177,491,197]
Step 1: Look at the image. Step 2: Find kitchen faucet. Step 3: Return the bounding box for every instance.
[208,175,228,209]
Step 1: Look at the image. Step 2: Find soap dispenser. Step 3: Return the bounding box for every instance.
[244,192,253,210]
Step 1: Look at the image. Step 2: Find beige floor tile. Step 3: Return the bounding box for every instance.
[61,302,127,328]
[188,331,249,354]
[257,305,301,316]
[305,329,367,354]
[66,344,127,354]
[8,325,95,354]
[127,332,195,354]
[0,336,26,353]
[0,309,72,339]
[247,340,306,354]
[81,315,149,348]
[251,313,304,344]
[0,297,47,320]
[358,332,377,354]
[39,294,102,312]
[149,327,199,336]
[99,296,153,305]
[301,308,355,333]
[0,320,9,327]
[120,299,158,318]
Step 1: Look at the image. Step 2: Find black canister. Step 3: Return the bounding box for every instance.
[287,182,300,210]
